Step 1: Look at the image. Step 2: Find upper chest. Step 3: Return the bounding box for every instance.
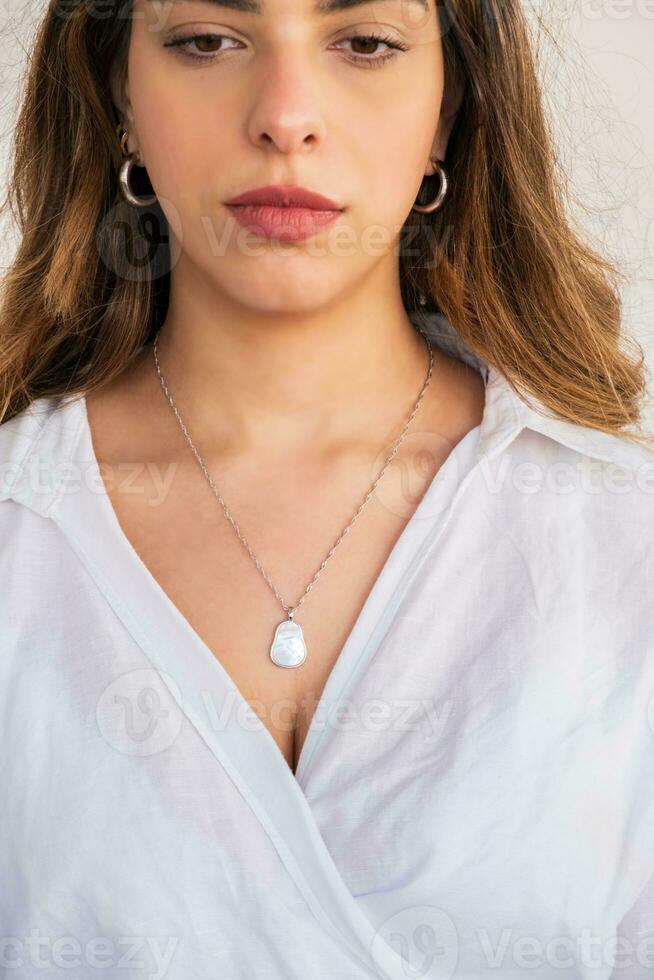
[84,358,486,776]
[93,437,456,775]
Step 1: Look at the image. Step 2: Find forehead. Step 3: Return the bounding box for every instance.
[138,0,430,15]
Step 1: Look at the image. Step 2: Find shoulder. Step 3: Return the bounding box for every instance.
[0,397,56,500]
[0,394,84,514]
[509,422,654,479]
[0,396,95,652]
[470,403,654,577]
[0,395,87,609]
[479,363,654,501]
[489,423,654,519]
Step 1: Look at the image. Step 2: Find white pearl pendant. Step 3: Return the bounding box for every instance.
[270,617,307,668]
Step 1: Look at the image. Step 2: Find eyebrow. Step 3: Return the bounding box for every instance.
[149,0,429,13]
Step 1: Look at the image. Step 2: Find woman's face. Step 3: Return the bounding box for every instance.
[117,0,453,312]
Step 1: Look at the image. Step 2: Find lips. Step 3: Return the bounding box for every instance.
[224,183,345,242]
[224,184,343,211]
[225,204,342,242]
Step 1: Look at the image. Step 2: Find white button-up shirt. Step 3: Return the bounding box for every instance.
[1,312,653,980]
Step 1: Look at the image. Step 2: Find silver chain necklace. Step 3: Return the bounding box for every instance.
[152,330,434,669]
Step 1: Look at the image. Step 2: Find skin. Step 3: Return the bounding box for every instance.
[93,0,485,773]
[108,0,466,455]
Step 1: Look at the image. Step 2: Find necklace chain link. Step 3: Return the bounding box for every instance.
[152,330,434,620]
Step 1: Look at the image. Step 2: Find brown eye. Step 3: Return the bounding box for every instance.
[193,36,223,54]
[350,36,383,56]
[335,33,409,69]
[164,33,241,62]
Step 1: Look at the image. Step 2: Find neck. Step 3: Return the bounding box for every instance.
[150,267,434,460]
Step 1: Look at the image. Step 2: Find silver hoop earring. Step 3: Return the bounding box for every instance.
[411,159,449,214]
[117,126,157,208]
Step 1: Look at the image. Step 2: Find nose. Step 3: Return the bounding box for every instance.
[246,55,327,155]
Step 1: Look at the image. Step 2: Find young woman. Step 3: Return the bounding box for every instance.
[1,0,653,977]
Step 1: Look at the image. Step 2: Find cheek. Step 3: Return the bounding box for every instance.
[355,101,441,221]
[127,51,231,211]
[128,54,181,185]
[347,59,442,217]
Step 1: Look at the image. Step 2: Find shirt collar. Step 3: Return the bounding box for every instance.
[1,319,651,513]
[409,310,652,470]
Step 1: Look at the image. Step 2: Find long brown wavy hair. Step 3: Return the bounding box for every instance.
[1,0,651,446]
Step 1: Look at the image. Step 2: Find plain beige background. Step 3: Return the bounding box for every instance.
[0,0,652,424]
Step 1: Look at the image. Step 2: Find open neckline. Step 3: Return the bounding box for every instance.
[47,389,486,979]
[76,391,483,784]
